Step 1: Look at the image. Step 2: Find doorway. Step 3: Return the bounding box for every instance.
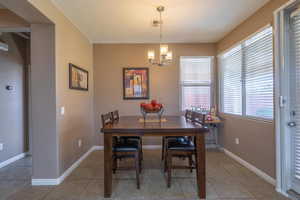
[275,0,300,197]
[0,31,31,166]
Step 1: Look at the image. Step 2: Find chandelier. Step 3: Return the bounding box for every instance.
[148,6,172,66]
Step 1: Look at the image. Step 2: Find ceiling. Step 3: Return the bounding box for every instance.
[51,0,270,43]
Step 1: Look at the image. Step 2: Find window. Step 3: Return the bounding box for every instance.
[219,45,242,115]
[219,27,273,119]
[180,57,212,111]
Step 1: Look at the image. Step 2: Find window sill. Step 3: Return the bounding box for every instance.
[218,112,274,124]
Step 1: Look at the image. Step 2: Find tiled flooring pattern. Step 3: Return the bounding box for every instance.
[0,150,291,200]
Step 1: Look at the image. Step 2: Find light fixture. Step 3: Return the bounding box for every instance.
[148,6,172,66]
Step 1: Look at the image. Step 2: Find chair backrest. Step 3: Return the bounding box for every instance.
[101,112,113,128]
[185,109,193,121]
[111,110,119,122]
[192,112,205,125]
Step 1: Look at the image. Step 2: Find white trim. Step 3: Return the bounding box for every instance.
[31,179,60,186]
[31,145,162,186]
[32,146,95,186]
[222,148,276,186]
[274,10,284,194]
[31,144,223,186]
[93,146,104,150]
[142,145,162,149]
[274,0,300,196]
[0,152,28,169]
[274,0,297,14]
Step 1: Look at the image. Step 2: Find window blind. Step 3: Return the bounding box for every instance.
[291,12,300,182]
[180,57,212,111]
[220,46,242,115]
[244,27,273,119]
[219,27,273,119]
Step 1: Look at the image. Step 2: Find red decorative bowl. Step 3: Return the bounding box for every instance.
[140,100,164,120]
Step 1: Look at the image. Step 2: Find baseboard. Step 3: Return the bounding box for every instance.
[143,145,161,149]
[93,146,103,150]
[32,146,95,186]
[31,179,60,186]
[93,145,162,150]
[0,152,27,169]
[222,148,276,186]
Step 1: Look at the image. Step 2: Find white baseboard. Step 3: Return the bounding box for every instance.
[31,144,163,185]
[32,146,95,186]
[31,179,60,186]
[93,146,103,150]
[93,145,162,150]
[31,143,223,186]
[222,148,276,186]
[0,152,27,169]
[143,145,161,149]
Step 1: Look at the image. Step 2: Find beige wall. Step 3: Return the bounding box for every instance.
[30,24,59,178]
[216,0,290,178]
[28,0,94,175]
[217,0,289,53]
[94,43,216,145]
[0,9,29,31]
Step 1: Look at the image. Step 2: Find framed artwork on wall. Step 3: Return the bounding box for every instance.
[69,63,89,91]
[123,68,149,100]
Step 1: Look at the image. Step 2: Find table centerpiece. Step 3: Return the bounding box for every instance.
[140,100,164,122]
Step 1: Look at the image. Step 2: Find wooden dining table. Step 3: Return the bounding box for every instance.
[101,116,209,199]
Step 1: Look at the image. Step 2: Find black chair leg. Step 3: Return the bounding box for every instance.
[188,154,193,173]
[112,155,117,174]
[164,138,168,172]
[167,151,172,188]
[140,139,143,161]
[135,152,140,189]
[162,137,165,160]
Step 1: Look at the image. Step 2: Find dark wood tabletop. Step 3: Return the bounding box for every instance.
[101,116,208,134]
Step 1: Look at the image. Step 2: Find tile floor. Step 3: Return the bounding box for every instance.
[0,149,291,200]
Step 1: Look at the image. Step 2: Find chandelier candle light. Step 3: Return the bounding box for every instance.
[148,6,173,66]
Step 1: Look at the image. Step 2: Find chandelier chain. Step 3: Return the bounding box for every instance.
[160,10,162,45]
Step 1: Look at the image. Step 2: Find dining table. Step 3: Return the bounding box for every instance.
[101,115,209,199]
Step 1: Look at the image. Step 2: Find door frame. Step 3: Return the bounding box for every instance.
[274,0,299,196]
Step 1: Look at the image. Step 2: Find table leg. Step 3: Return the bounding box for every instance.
[104,134,112,198]
[195,134,206,199]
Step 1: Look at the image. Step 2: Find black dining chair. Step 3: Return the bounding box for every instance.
[111,110,143,160]
[161,109,194,161]
[164,111,205,188]
[101,112,142,189]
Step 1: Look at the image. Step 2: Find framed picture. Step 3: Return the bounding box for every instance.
[69,63,89,91]
[123,68,149,100]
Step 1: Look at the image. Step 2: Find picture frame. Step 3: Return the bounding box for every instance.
[69,63,89,91]
[123,68,149,100]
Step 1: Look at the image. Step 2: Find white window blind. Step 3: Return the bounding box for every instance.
[291,11,300,184]
[245,27,273,119]
[180,57,212,111]
[219,27,273,119]
[220,45,242,115]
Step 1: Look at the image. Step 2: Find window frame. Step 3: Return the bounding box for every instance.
[179,56,215,113]
[218,25,274,122]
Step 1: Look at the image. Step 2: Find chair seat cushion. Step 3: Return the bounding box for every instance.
[167,137,195,151]
[113,140,139,152]
[120,136,141,141]
[165,136,187,141]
